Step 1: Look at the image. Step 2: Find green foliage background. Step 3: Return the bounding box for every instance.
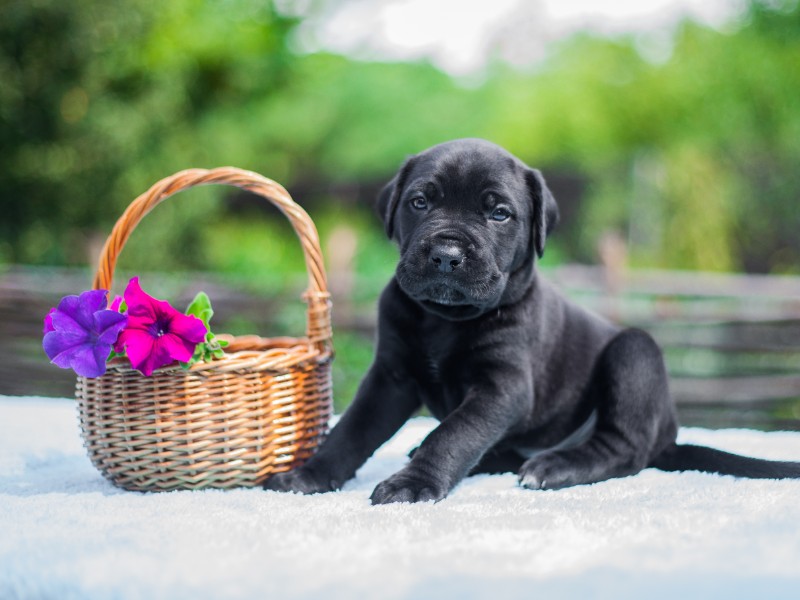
[2,0,799,405]
[3,0,799,275]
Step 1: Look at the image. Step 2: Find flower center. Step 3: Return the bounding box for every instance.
[149,319,169,338]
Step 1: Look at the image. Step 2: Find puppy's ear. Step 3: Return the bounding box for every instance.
[525,168,559,258]
[376,156,415,239]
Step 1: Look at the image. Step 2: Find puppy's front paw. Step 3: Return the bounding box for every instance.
[263,466,338,495]
[518,452,576,490]
[370,468,446,505]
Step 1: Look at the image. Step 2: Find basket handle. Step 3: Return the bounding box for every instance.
[92,167,332,352]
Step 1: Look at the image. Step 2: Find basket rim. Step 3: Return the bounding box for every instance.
[90,333,332,377]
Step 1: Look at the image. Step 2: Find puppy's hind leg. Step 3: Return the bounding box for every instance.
[519,329,678,490]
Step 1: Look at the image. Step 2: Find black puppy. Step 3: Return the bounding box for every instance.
[266,138,800,503]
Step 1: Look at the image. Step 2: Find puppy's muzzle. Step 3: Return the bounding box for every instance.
[430,243,465,273]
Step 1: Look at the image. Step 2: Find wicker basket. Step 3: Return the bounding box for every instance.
[75,167,333,492]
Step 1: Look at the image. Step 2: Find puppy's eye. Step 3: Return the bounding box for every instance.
[411,196,428,210]
[490,207,512,222]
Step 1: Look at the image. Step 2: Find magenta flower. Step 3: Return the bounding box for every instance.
[114,277,207,376]
[42,290,128,378]
[110,295,124,312]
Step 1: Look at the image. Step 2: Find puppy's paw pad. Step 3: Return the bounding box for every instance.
[263,468,336,495]
[518,453,575,491]
[370,471,444,505]
[519,472,546,490]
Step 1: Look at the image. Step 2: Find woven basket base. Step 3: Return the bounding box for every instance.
[77,353,332,492]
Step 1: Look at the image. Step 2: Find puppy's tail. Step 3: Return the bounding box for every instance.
[649,443,800,479]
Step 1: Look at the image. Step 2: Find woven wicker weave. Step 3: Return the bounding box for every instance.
[76,167,333,492]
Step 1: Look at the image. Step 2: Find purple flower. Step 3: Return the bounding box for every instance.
[43,307,56,334]
[114,277,207,376]
[42,290,128,378]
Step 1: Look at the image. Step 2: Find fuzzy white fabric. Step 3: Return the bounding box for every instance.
[2,396,800,600]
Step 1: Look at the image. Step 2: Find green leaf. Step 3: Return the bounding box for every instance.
[182,291,228,367]
[185,291,214,329]
[107,348,126,361]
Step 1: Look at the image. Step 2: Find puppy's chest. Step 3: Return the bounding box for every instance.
[417,330,473,416]
[420,330,462,380]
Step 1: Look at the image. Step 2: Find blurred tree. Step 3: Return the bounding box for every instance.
[0,0,300,268]
[488,0,800,272]
[1,0,798,274]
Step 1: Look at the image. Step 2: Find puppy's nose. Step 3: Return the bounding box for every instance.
[430,245,465,273]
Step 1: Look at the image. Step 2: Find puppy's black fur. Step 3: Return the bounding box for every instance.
[265,138,800,503]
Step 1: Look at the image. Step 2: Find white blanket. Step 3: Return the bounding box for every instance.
[2,396,800,599]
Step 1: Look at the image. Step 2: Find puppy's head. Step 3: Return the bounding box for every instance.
[377,138,559,320]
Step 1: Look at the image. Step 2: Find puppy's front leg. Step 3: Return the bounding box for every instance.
[265,283,423,494]
[370,377,530,504]
[264,361,421,494]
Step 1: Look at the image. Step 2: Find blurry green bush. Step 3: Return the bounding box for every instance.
[2,0,799,275]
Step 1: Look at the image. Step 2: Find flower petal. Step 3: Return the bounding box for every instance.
[148,338,182,373]
[50,309,89,337]
[43,330,90,368]
[118,329,155,373]
[68,342,109,378]
[113,329,128,354]
[61,342,108,377]
[158,333,197,363]
[123,277,158,324]
[43,308,56,334]
[94,310,128,345]
[79,289,109,314]
[167,313,208,345]
[56,290,108,331]
[110,295,125,312]
[122,329,184,376]
[93,343,111,375]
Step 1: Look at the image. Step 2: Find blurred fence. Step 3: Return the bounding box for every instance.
[548,265,800,430]
[2,264,799,430]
